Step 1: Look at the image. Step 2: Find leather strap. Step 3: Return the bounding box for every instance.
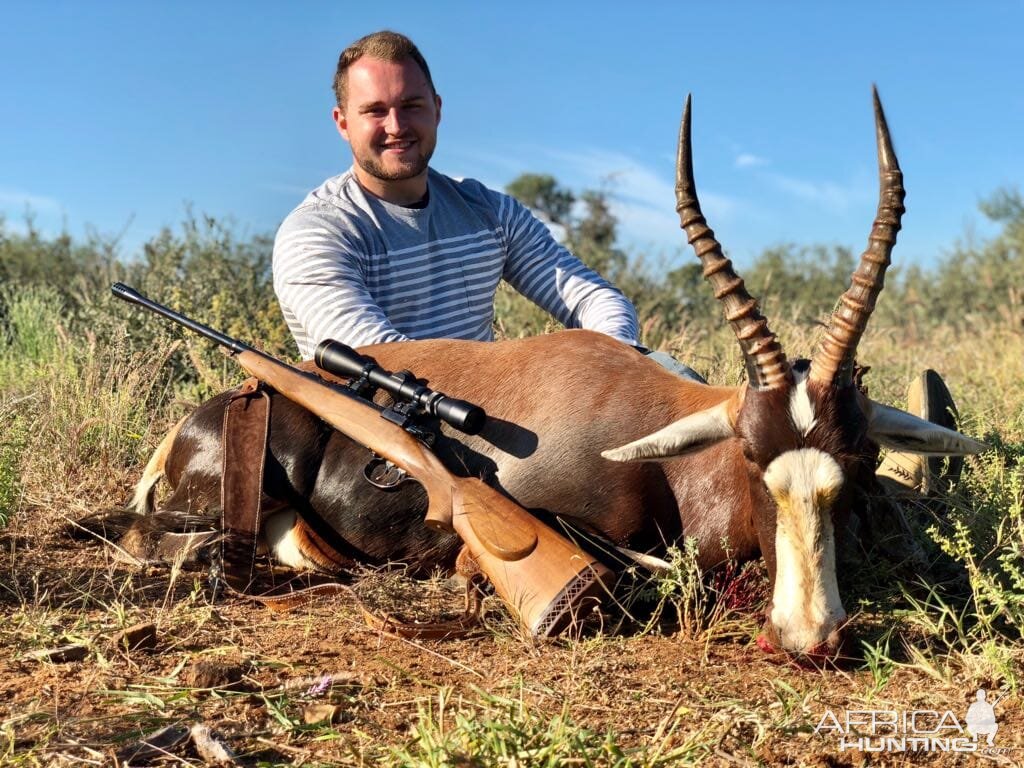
[217,377,484,639]
[221,377,270,593]
[356,573,487,639]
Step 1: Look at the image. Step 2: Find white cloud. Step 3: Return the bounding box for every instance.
[0,187,61,212]
[539,147,740,249]
[440,143,753,257]
[735,152,768,169]
[764,171,871,214]
[258,181,319,196]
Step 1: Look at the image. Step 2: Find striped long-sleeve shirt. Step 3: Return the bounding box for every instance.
[272,167,641,358]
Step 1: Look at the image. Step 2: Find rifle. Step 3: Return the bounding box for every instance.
[111,283,613,637]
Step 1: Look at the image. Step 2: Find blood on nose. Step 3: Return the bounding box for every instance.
[756,617,847,664]
[756,617,779,654]
[799,624,847,667]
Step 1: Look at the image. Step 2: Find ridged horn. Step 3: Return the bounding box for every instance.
[810,86,906,387]
[676,95,791,390]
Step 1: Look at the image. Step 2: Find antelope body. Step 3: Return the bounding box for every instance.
[130,92,986,660]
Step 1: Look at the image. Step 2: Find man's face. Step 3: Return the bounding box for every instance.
[334,56,441,196]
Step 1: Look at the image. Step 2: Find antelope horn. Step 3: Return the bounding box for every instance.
[810,86,906,387]
[676,95,791,390]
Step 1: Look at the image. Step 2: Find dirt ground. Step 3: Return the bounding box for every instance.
[2,510,1021,767]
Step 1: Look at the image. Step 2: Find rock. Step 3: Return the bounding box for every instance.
[24,644,89,663]
[115,724,190,763]
[110,622,158,652]
[302,704,345,724]
[190,723,238,765]
[183,659,248,691]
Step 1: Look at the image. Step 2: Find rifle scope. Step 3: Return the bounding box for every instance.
[315,339,487,435]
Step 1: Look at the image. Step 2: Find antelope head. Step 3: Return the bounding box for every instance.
[603,90,987,662]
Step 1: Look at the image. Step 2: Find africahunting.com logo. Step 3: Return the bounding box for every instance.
[814,689,1010,754]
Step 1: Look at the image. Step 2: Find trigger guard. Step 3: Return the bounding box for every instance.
[363,456,409,490]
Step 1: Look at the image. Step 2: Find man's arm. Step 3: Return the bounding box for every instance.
[272,206,410,358]
[495,193,641,346]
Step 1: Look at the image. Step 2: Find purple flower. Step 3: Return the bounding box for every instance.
[306,675,332,697]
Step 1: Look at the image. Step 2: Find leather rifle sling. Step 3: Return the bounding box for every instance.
[218,378,483,638]
[220,377,271,594]
[220,377,352,607]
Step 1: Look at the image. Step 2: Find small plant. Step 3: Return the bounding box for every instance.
[0,283,72,389]
[633,539,765,641]
[0,399,28,528]
[860,631,898,697]
[931,447,1024,622]
[390,687,694,768]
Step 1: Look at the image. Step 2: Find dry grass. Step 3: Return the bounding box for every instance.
[1,297,1023,765]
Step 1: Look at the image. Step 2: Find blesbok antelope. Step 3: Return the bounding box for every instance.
[127,91,985,660]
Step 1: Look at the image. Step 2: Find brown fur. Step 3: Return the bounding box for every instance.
[144,330,744,561]
[132,414,188,514]
[132,331,893,657]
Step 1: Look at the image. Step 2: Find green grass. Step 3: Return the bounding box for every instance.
[0,403,27,527]
[2,210,1023,762]
[390,686,701,768]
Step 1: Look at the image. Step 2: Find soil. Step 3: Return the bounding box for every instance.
[1,510,1021,767]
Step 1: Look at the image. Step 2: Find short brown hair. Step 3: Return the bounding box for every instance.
[333,30,435,109]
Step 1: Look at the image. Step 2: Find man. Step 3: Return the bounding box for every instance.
[272,29,960,494]
[273,30,645,363]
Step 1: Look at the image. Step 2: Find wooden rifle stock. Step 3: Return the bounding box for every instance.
[111,284,613,637]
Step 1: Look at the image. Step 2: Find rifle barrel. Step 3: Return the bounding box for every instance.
[111,282,251,355]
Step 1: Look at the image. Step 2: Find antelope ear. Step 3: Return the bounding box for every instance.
[866,401,989,455]
[602,397,738,462]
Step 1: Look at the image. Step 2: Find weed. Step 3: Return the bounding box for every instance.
[390,687,698,768]
[632,539,763,644]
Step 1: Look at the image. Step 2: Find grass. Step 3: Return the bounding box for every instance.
[1,275,1022,764]
[389,685,715,767]
[0,399,28,528]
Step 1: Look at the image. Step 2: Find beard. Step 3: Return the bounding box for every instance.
[353,143,434,182]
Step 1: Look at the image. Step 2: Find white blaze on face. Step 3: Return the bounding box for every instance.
[788,370,817,437]
[763,448,846,653]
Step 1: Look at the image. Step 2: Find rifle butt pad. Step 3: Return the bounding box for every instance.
[451,483,614,638]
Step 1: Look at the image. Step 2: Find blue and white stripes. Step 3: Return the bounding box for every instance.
[273,168,640,358]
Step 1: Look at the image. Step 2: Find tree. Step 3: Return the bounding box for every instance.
[742,244,856,324]
[567,190,628,279]
[918,186,1024,329]
[504,174,574,226]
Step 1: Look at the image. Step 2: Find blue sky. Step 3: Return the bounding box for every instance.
[2,2,1022,271]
